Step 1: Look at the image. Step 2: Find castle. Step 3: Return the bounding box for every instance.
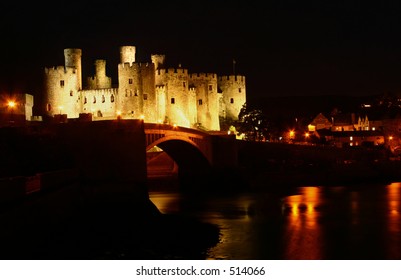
[43,46,246,131]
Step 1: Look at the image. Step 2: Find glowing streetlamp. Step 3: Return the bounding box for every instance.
[7,101,16,108]
[289,130,295,142]
[7,100,16,123]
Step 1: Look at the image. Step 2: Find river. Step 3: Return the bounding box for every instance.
[149,182,401,260]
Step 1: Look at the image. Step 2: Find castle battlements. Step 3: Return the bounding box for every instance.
[44,66,77,75]
[189,73,217,80]
[43,45,246,131]
[156,68,189,75]
[218,75,246,83]
[80,88,118,96]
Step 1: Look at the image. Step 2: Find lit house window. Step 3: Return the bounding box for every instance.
[171,98,175,104]
[129,78,133,84]
[60,80,64,87]
[230,98,234,103]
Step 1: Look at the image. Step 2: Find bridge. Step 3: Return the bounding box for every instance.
[144,123,238,181]
[1,119,240,202]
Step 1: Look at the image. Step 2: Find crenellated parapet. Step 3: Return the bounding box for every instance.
[44,66,77,76]
[189,73,217,80]
[218,75,246,83]
[42,45,246,131]
[156,68,189,76]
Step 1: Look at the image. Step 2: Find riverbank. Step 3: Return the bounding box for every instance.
[0,189,220,260]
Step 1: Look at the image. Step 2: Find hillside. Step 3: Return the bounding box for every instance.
[248,94,378,120]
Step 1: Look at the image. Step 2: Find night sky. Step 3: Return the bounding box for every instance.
[2,1,401,106]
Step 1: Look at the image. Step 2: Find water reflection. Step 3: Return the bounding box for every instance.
[386,182,401,258]
[281,187,323,259]
[149,182,401,260]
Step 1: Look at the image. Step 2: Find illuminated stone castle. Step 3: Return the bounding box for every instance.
[43,46,246,130]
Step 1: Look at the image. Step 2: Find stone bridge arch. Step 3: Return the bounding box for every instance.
[144,125,213,190]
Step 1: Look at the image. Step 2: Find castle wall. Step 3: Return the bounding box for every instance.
[189,73,220,130]
[156,86,167,123]
[118,63,143,119]
[120,46,136,65]
[87,60,112,89]
[218,75,246,121]
[188,87,197,128]
[43,46,246,131]
[157,68,190,127]
[140,63,157,123]
[64,49,82,90]
[79,88,118,119]
[151,54,165,70]
[44,66,80,118]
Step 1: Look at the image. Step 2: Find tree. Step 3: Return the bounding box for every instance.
[236,103,269,141]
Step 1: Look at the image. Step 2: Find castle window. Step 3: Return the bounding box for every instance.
[129,78,133,84]
[135,91,138,97]
[93,97,96,104]
[130,91,132,97]
[143,94,148,100]
[171,98,175,104]
[70,90,73,96]
[238,88,241,93]
[111,95,114,103]
[47,104,51,112]
[230,98,234,104]
[183,82,186,87]
[198,99,203,105]
[60,80,65,87]
[84,97,87,104]
[209,85,213,91]
[102,95,105,103]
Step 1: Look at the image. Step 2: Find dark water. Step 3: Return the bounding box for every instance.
[149,182,401,260]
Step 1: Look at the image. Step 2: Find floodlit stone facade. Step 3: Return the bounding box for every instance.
[43,46,246,130]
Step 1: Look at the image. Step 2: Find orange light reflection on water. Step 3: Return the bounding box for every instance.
[385,182,401,258]
[282,186,322,259]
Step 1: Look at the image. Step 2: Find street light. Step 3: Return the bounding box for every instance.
[7,101,16,108]
[7,100,16,124]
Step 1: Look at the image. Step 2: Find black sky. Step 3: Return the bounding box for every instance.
[2,1,401,106]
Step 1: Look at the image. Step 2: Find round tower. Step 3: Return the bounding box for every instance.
[64,48,82,90]
[218,75,246,121]
[151,54,166,70]
[120,46,136,65]
[95,59,106,77]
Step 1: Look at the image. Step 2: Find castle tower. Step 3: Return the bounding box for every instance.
[151,54,165,70]
[87,59,112,89]
[120,46,136,65]
[64,48,82,90]
[218,75,246,121]
[189,73,220,130]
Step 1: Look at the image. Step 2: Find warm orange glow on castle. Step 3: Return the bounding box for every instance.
[44,46,247,131]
